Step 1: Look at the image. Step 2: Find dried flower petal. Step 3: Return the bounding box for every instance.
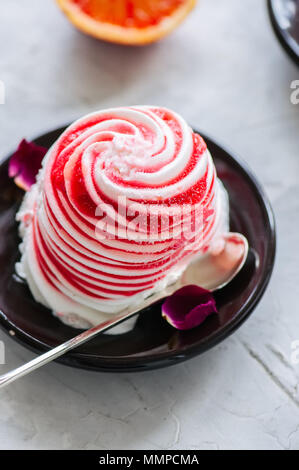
[9,139,47,191]
[162,285,218,330]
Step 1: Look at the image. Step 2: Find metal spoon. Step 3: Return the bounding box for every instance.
[0,232,248,389]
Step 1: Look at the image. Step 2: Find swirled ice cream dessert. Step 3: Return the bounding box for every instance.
[16,106,229,329]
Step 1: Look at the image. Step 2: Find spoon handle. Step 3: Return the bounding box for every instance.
[0,292,167,389]
[0,232,248,389]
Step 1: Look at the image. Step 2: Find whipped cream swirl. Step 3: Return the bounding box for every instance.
[17,106,229,328]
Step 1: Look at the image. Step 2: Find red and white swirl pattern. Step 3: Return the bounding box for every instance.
[17,107,228,327]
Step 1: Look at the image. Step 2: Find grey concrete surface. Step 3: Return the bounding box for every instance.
[0,0,298,450]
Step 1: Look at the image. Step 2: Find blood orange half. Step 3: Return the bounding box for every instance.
[56,0,196,45]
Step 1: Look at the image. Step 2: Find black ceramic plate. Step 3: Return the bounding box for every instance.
[0,126,276,372]
[268,0,299,65]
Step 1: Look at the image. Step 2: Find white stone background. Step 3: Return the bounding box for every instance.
[0,0,299,450]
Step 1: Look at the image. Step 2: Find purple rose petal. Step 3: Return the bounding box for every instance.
[8,139,47,191]
[162,285,218,330]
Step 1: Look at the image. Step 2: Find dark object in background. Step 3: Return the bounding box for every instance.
[268,0,299,65]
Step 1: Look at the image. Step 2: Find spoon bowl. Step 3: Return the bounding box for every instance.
[181,233,248,292]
